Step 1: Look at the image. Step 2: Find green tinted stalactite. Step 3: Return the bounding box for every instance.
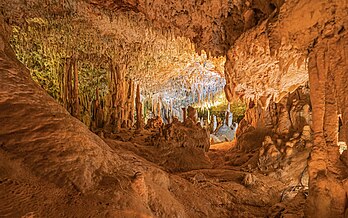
[73,57,79,119]
[62,58,68,108]
[9,11,225,131]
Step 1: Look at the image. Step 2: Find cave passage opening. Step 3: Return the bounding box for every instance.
[8,6,247,145]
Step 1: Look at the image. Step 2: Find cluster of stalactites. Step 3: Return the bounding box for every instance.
[57,57,144,132]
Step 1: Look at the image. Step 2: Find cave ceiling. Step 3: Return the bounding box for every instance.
[1,0,238,107]
[3,0,344,108]
[86,0,285,56]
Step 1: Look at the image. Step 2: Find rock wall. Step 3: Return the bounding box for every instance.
[224,0,348,216]
[0,16,122,192]
[306,24,348,218]
[224,19,308,103]
[237,86,311,138]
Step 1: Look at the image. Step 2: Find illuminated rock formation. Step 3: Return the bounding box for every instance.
[1,0,348,217]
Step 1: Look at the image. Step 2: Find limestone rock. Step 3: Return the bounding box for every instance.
[145,115,163,129]
[156,120,210,151]
[285,147,293,157]
[301,125,311,141]
[187,106,198,123]
[305,142,313,148]
[276,107,292,135]
[263,136,274,146]
[214,124,236,142]
[242,173,256,187]
[193,172,206,184]
[210,134,222,144]
[268,145,281,158]
[300,169,309,188]
[147,119,211,172]
[285,142,294,148]
[340,150,348,167]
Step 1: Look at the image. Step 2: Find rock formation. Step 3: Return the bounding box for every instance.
[1,0,348,217]
[223,1,348,216]
[1,14,287,217]
[147,117,211,172]
[145,115,163,130]
[135,84,143,130]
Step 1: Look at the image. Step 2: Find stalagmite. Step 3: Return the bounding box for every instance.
[93,87,104,129]
[153,97,157,116]
[107,61,117,130]
[200,117,204,127]
[61,57,74,114]
[156,99,161,119]
[62,58,69,109]
[187,106,198,123]
[111,63,127,131]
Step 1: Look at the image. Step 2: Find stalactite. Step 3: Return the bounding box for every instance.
[119,64,127,128]
[136,84,143,130]
[63,58,69,108]
[66,57,73,114]
[156,99,161,119]
[127,79,135,128]
[106,61,116,130]
[73,57,79,119]
[182,107,187,123]
[93,87,103,129]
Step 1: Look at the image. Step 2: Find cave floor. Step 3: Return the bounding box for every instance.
[99,129,307,217]
[0,125,308,218]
